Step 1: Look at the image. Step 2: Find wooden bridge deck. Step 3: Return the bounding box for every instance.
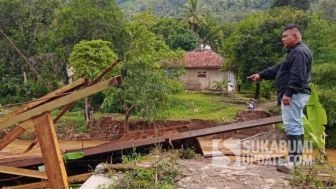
[0,116,282,168]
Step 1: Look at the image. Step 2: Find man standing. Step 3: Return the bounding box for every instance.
[247,24,312,173]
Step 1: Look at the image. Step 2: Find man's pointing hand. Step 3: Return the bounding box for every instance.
[247,74,261,81]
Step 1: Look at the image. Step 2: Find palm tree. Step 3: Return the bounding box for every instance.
[183,0,206,34]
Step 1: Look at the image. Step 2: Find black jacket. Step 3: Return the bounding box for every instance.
[259,42,312,103]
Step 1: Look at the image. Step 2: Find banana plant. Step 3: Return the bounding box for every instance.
[303,84,328,154]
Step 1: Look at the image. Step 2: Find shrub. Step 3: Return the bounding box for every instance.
[318,88,336,126]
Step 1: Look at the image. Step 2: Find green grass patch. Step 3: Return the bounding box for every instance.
[54,91,245,133]
[53,110,87,133]
[108,149,181,189]
[161,91,244,122]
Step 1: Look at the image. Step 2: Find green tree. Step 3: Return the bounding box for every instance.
[50,0,129,83]
[170,28,199,51]
[151,17,199,51]
[305,15,336,66]
[304,15,336,129]
[271,0,311,11]
[0,0,61,103]
[69,40,118,80]
[102,21,183,132]
[183,0,206,34]
[319,0,336,20]
[69,39,118,122]
[198,14,226,52]
[224,8,309,83]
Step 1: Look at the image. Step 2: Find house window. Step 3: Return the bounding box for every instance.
[197,71,207,78]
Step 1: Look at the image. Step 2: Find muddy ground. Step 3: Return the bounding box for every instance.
[82,109,282,142]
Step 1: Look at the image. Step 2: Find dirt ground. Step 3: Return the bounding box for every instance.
[177,158,291,189]
[85,109,278,141]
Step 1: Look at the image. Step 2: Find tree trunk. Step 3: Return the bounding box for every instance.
[84,98,90,124]
[123,104,134,135]
[255,81,260,100]
[23,71,28,85]
[124,113,130,134]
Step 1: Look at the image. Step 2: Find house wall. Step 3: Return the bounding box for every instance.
[180,68,236,91]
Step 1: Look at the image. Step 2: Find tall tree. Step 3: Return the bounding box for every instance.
[0,0,62,103]
[183,0,205,34]
[151,17,199,51]
[224,7,309,83]
[69,40,118,80]
[102,21,183,132]
[50,0,129,83]
[319,0,336,20]
[69,39,118,122]
[271,0,311,11]
[198,14,226,52]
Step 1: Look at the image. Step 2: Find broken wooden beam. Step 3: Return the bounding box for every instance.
[0,116,282,168]
[0,165,47,179]
[0,76,122,130]
[33,113,68,188]
[3,172,92,189]
[1,78,87,122]
[0,126,25,150]
[80,116,282,156]
[0,120,35,151]
[53,59,121,123]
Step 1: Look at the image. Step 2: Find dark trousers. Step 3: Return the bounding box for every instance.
[288,134,304,164]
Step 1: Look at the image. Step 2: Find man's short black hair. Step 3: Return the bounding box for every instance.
[283,24,301,32]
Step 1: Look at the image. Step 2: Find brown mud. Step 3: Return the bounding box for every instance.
[83,110,278,142]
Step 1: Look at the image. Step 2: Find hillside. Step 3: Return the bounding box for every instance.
[116,0,272,21]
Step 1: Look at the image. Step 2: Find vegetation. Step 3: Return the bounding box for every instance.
[177,147,197,159]
[292,163,336,188]
[55,110,87,133]
[303,85,328,152]
[224,7,309,82]
[1,1,336,188]
[271,0,312,11]
[161,91,244,122]
[116,0,273,21]
[0,0,335,145]
[69,40,119,80]
[109,149,181,189]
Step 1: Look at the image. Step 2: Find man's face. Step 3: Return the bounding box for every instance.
[281,30,297,48]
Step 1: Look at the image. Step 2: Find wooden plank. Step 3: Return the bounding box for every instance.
[2,78,87,121]
[0,126,25,150]
[0,76,121,129]
[0,165,47,179]
[169,116,282,140]
[0,116,282,168]
[34,113,68,188]
[4,172,92,189]
[0,119,36,151]
[53,59,121,123]
[80,116,282,156]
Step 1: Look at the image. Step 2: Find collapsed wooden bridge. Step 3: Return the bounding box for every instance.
[0,61,283,188]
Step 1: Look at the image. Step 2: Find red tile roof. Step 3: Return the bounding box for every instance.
[184,50,224,68]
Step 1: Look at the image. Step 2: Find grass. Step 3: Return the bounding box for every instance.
[54,91,246,134]
[160,91,245,122]
[106,147,182,189]
[53,110,87,133]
